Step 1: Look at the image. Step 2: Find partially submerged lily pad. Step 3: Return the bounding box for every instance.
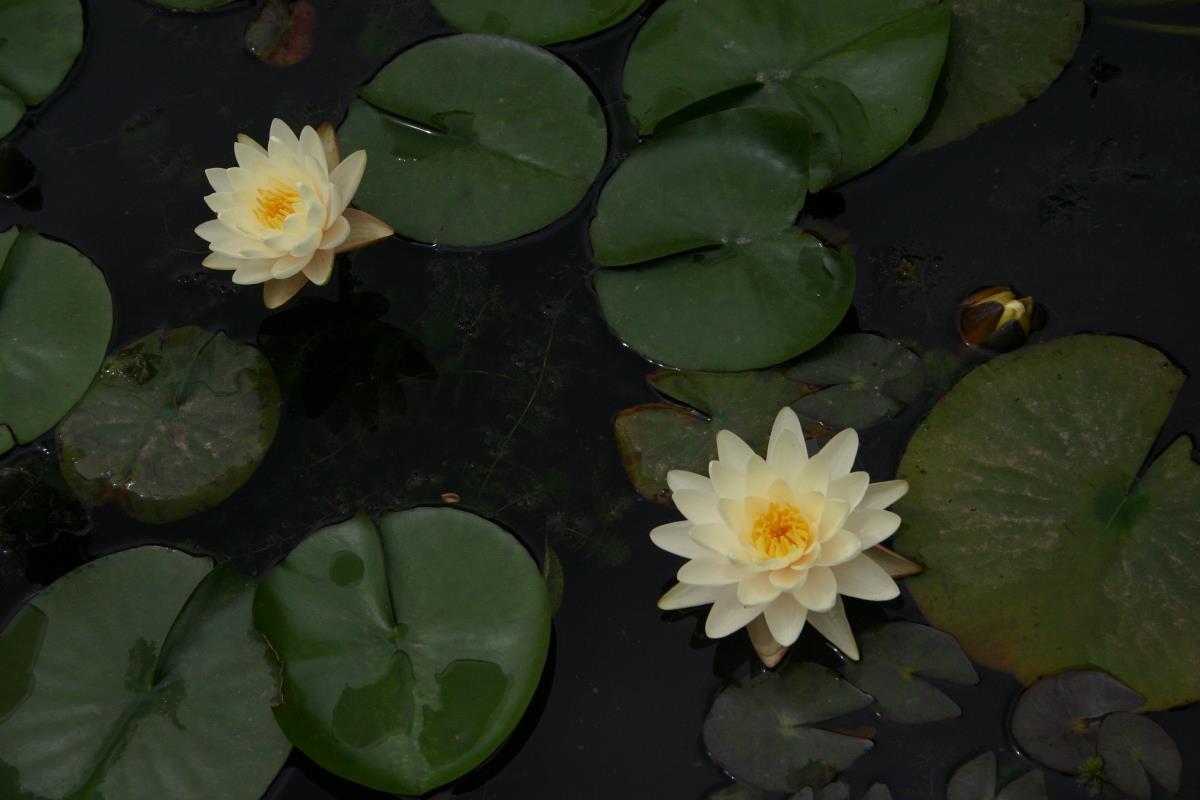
[1010,670,1143,773]
[56,327,281,523]
[910,0,1085,151]
[591,108,855,371]
[0,547,290,800]
[702,662,873,792]
[895,335,1200,709]
[793,784,893,800]
[339,33,608,247]
[431,0,644,45]
[254,508,551,795]
[622,0,950,182]
[0,449,88,548]
[0,0,83,138]
[841,622,978,723]
[947,752,1047,800]
[1097,712,1181,799]
[786,334,924,430]
[0,228,113,455]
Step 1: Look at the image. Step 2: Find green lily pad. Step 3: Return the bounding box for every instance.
[1010,670,1143,773]
[702,662,873,793]
[947,753,1047,800]
[0,228,113,455]
[622,0,950,182]
[909,0,1084,151]
[841,622,978,723]
[894,335,1200,710]
[591,108,855,371]
[254,508,551,795]
[0,547,290,800]
[0,0,83,139]
[431,0,644,45]
[1097,712,1181,799]
[786,334,925,430]
[56,327,281,523]
[339,33,607,247]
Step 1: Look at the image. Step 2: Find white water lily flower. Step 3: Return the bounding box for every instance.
[196,118,393,309]
[652,407,909,661]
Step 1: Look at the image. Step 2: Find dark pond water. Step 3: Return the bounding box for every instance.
[2,1,1199,798]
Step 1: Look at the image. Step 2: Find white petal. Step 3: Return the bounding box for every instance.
[677,558,743,586]
[709,461,745,499]
[808,597,859,660]
[832,556,900,601]
[744,454,777,498]
[289,228,323,259]
[690,522,741,557]
[862,480,909,510]
[650,521,709,560]
[658,582,720,611]
[769,406,807,448]
[828,472,870,509]
[271,252,313,279]
[329,150,366,215]
[268,118,301,157]
[792,454,831,496]
[336,208,393,253]
[319,215,351,251]
[768,566,807,591]
[814,529,862,567]
[716,429,755,469]
[764,595,808,646]
[203,192,236,214]
[205,167,232,193]
[737,571,781,605]
[793,565,837,612]
[236,132,268,156]
[234,140,269,170]
[819,428,859,478]
[717,498,748,536]
[818,498,850,538]
[303,249,335,286]
[203,252,266,271]
[298,125,328,173]
[672,489,721,524]
[667,470,713,495]
[766,429,806,481]
[263,273,308,309]
[844,508,902,549]
[317,122,340,167]
[705,588,763,638]
[231,260,275,285]
[195,218,234,243]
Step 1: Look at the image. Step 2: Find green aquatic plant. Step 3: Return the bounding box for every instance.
[0,0,83,139]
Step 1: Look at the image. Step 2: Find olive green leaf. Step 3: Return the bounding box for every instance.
[841,622,978,723]
[591,108,855,372]
[0,0,83,138]
[895,335,1200,709]
[947,753,1047,800]
[0,228,113,455]
[622,0,950,182]
[339,33,607,247]
[254,508,551,795]
[1097,712,1182,800]
[703,662,873,793]
[910,0,1085,151]
[0,547,290,800]
[56,327,281,523]
[431,0,644,45]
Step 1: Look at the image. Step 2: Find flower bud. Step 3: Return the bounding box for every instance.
[958,286,1036,352]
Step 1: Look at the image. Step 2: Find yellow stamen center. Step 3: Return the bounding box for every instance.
[254,184,300,229]
[750,502,812,561]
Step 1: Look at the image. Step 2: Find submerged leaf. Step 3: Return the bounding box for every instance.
[702,662,873,792]
[1096,712,1181,799]
[842,622,978,723]
[0,449,87,548]
[245,0,316,67]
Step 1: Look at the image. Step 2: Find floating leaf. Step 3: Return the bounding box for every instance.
[339,33,607,247]
[910,0,1085,151]
[702,662,873,792]
[0,0,83,138]
[1097,712,1182,800]
[0,228,113,455]
[947,753,1047,800]
[254,508,551,795]
[1010,670,1143,773]
[622,0,950,182]
[431,0,644,45]
[56,327,281,523]
[786,334,925,430]
[591,108,855,371]
[895,335,1200,709]
[0,547,290,800]
[841,622,978,723]
[708,782,765,800]
[0,449,87,548]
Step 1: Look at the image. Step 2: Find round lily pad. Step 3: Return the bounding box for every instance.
[1097,712,1181,799]
[56,327,281,523]
[0,0,83,138]
[895,335,1200,710]
[591,108,855,371]
[621,0,950,182]
[1010,670,1143,773]
[910,0,1084,151]
[702,662,873,793]
[338,33,608,247]
[0,227,113,455]
[431,0,644,45]
[0,547,290,800]
[254,508,551,795]
[947,753,1047,800]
